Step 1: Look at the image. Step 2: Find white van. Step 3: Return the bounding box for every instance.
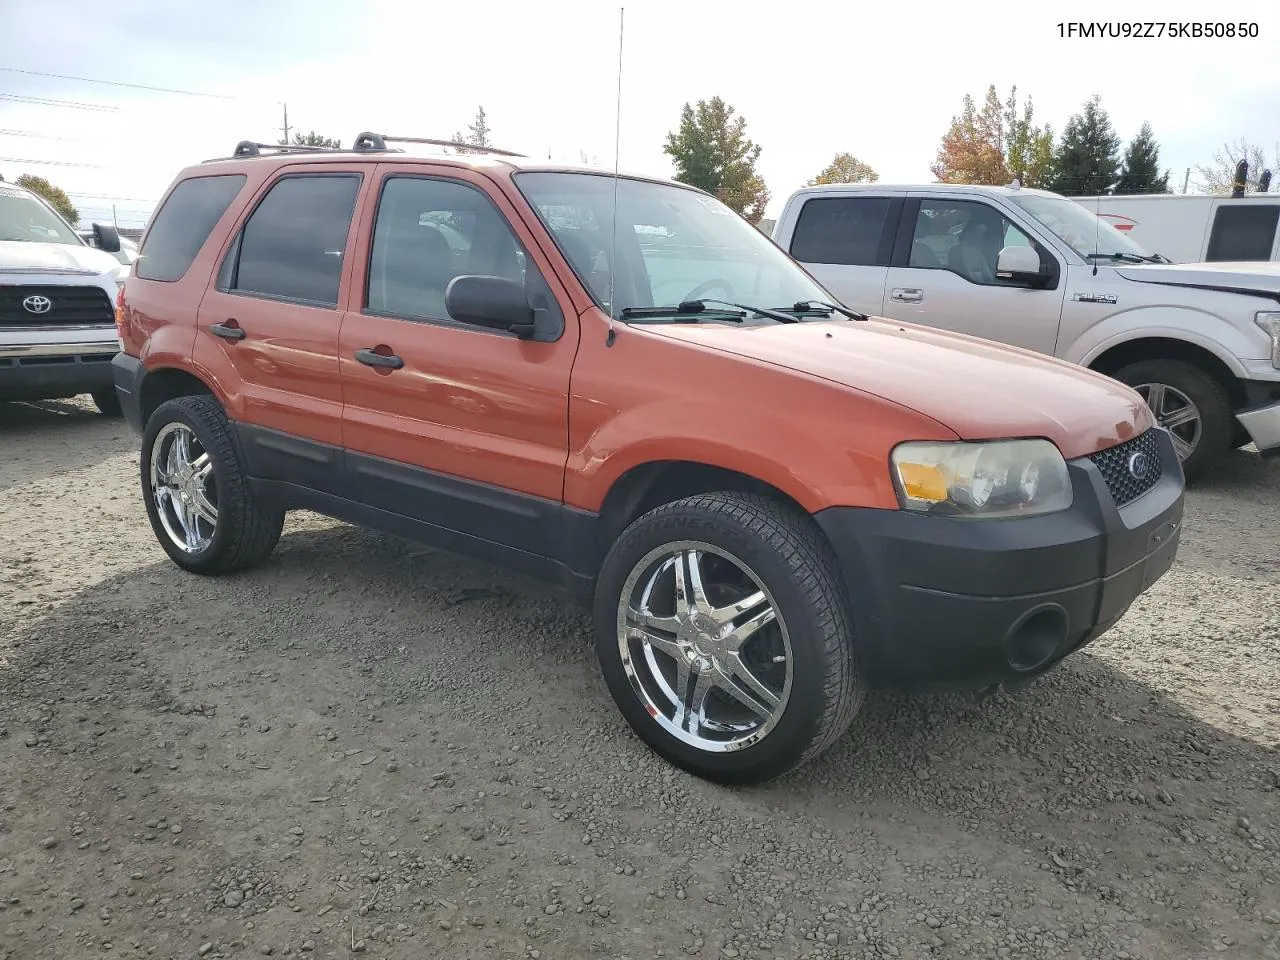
[1070,193,1280,264]
[0,178,128,415]
[771,182,1280,481]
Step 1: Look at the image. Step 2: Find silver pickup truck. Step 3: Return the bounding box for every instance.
[1,177,128,415]
[772,181,1280,481]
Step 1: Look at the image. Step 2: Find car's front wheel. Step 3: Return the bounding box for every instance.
[140,395,284,575]
[594,492,865,784]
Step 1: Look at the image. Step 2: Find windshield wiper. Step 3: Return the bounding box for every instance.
[1086,251,1153,264]
[621,299,798,324]
[781,299,869,321]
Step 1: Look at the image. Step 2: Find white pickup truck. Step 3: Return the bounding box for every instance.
[1,177,128,415]
[771,182,1280,481]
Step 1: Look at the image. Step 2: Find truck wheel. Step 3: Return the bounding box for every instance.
[594,491,865,785]
[1112,359,1232,483]
[91,388,122,417]
[140,395,284,575]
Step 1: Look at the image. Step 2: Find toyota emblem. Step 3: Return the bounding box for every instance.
[1127,451,1151,481]
[22,295,52,315]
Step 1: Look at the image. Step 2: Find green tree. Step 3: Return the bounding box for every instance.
[1048,95,1121,195]
[1116,122,1170,194]
[808,152,878,185]
[930,85,1008,185]
[15,174,78,225]
[663,96,769,223]
[452,105,492,154]
[1003,86,1055,188]
[279,130,341,148]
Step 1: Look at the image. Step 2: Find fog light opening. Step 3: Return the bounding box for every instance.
[1004,606,1069,673]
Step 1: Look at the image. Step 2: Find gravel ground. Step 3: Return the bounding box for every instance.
[1,397,1278,960]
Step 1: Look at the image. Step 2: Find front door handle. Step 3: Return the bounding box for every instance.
[890,287,923,303]
[210,320,246,341]
[355,347,404,370]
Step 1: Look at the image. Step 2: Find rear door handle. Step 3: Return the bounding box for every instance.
[210,320,246,341]
[890,287,923,303]
[355,347,404,370]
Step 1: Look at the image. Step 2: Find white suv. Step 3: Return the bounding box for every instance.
[0,178,127,415]
[772,182,1280,481]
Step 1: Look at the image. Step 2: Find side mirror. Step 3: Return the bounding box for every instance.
[92,222,122,254]
[995,245,1044,284]
[445,275,536,338]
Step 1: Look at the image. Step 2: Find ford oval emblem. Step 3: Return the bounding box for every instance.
[1127,451,1151,481]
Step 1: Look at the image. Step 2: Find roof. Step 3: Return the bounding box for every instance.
[789,182,1063,199]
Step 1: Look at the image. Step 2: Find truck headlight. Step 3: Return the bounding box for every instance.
[1256,311,1280,369]
[890,439,1073,517]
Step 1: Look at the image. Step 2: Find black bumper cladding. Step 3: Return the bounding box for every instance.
[816,428,1184,692]
[111,352,145,434]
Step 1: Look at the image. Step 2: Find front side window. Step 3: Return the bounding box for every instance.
[514,172,831,319]
[227,174,361,306]
[136,174,246,282]
[366,176,554,328]
[789,196,894,266]
[0,183,82,245]
[907,199,1039,285]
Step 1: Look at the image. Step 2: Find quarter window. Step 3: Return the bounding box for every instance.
[1206,204,1280,261]
[135,174,246,282]
[226,174,361,306]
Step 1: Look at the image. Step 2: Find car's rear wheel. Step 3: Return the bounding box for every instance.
[1112,358,1232,483]
[91,388,122,417]
[140,395,284,575]
[594,491,864,784]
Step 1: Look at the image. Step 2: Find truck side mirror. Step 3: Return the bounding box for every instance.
[92,222,122,254]
[995,245,1044,285]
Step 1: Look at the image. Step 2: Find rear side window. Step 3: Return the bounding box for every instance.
[135,174,246,282]
[1205,204,1280,261]
[789,197,894,266]
[227,174,361,307]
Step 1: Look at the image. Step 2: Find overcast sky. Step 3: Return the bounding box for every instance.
[2,0,1278,230]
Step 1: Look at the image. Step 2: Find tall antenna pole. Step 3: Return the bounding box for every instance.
[605,6,624,347]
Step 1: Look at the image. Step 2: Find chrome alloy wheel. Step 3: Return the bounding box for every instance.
[149,422,217,554]
[616,541,793,753]
[1135,381,1201,461]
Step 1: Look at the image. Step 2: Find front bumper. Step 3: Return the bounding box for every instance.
[816,427,1185,692]
[0,342,117,401]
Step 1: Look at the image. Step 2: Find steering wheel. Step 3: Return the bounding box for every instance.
[682,278,734,303]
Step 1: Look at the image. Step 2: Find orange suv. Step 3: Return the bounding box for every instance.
[112,133,1185,784]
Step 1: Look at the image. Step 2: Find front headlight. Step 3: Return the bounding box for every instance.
[1256,311,1280,369]
[890,439,1073,518]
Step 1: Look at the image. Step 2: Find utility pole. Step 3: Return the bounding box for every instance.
[1182,168,1190,194]
[280,103,291,145]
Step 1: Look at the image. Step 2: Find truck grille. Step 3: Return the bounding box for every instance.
[0,285,114,328]
[1088,429,1163,507]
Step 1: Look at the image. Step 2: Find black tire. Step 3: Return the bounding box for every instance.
[593,491,865,785]
[1111,358,1233,484]
[140,395,284,575]
[91,388,122,417]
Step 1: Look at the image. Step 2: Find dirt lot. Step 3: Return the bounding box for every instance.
[1,398,1278,960]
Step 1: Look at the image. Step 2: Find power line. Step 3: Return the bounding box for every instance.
[0,128,96,143]
[0,156,107,168]
[0,92,118,112]
[64,192,159,203]
[0,67,239,100]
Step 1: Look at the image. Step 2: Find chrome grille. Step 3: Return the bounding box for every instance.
[1088,429,1163,506]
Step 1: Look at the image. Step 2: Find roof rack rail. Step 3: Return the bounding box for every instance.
[230,140,346,158]
[352,131,527,158]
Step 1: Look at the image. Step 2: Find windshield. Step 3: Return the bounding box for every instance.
[513,172,830,319]
[1008,192,1155,261]
[0,185,82,245]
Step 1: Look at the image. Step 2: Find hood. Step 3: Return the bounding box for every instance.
[644,318,1153,461]
[1113,261,1280,300]
[0,239,124,278]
